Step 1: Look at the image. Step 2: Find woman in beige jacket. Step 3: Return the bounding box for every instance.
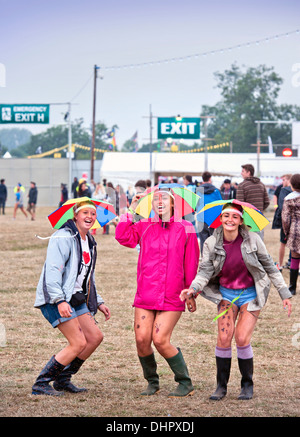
[180,203,292,401]
[282,173,300,296]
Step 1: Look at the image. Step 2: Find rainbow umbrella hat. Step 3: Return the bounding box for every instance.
[197,198,269,232]
[135,183,200,219]
[48,196,117,230]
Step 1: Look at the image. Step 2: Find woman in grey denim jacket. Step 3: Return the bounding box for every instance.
[32,200,110,396]
[181,203,292,401]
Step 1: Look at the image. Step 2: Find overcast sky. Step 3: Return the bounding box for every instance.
[0,0,299,148]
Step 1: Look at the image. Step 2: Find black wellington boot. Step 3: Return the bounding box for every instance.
[289,268,298,295]
[210,357,231,401]
[238,357,254,400]
[32,355,65,396]
[138,353,160,395]
[53,357,87,393]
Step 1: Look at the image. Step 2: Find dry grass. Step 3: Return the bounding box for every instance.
[0,206,299,417]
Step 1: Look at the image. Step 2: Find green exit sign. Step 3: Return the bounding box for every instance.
[157,117,200,139]
[0,104,50,124]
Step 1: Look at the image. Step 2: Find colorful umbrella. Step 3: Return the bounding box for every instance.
[197,198,269,232]
[48,196,117,230]
[135,183,200,219]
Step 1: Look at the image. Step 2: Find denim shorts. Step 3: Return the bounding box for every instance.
[219,285,257,308]
[40,302,90,328]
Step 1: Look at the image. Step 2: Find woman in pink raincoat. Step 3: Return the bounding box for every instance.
[115,187,199,398]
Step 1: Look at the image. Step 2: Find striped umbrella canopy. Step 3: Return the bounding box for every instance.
[48,196,116,230]
[197,198,269,232]
[135,183,200,219]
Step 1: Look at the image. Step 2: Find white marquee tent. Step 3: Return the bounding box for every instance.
[100,152,300,190]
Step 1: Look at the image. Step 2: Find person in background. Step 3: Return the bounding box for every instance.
[102,182,116,235]
[27,181,38,221]
[221,179,236,200]
[13,184,28,219]
[72,177,78,198]
[272,174,292,271]
[59,183,69,207]
[116,184,127,216]
[282,173,300,296]
[91,183,106,236]
[77,180,91,199]
[0,179,7,215]
[126,186,134,208]
[273,180,283,210]
[196,171,222,254]
[236,164,270,240]
[183,175,196,193]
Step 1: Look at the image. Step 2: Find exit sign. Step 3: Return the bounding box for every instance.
[0,104,50,124]
[157,117,200,139]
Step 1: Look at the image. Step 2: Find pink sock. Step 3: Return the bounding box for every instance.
[290,257,300,270]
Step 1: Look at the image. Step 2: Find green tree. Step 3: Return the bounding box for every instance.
[9,119,115,159]
[201,64,300,153]
[0,128,32,150]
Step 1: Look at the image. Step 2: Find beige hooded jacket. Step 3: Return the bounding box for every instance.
[190,226,292,311]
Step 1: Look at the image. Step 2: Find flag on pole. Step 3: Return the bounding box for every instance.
[131,131,138,152]
[268,136,273,154]
[106,128,117,150]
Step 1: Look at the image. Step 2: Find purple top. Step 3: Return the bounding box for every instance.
[219,233,254,289]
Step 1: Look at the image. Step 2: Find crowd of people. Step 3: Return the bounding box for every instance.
[0,180,38,220]
[28,163,299,402]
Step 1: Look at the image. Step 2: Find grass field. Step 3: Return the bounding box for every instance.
[0,206,299,418]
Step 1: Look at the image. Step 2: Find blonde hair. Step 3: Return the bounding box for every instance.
[73,200,96,220]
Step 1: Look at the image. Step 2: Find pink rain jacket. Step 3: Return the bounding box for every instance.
[115,214,200,311]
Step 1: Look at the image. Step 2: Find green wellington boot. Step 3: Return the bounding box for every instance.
[165,348,194,398]
[139,353,160,395]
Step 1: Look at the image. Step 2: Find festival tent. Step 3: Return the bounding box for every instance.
[99,152,300,190]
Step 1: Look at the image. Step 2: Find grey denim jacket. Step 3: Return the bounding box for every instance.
[34,220,104,314]
[191,226,292,311]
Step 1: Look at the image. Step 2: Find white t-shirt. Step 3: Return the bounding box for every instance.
[74,237,91,293]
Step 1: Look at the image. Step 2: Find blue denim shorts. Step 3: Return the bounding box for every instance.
[219,285,257,308]
[40,302,90,328]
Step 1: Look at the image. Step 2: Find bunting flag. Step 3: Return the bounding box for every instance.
[131,131,138,152]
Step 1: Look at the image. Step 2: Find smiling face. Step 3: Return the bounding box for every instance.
[152,191,174,221]
[74,203,97,237]
[220,206,243,239]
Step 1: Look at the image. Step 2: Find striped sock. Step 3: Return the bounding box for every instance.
[215,346,232,359]
[237,344,253,359]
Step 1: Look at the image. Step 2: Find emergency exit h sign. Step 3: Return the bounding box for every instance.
[157,117,200,140]
[0,104,50,124]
